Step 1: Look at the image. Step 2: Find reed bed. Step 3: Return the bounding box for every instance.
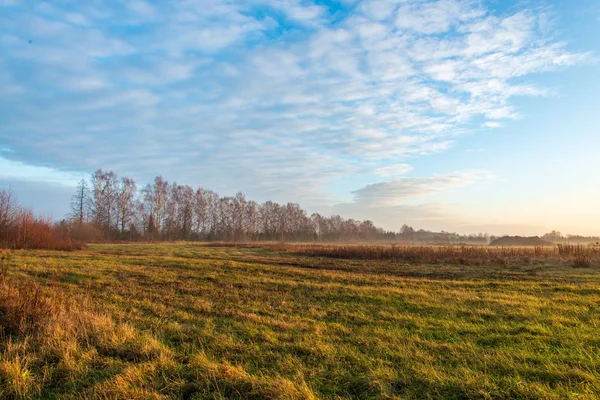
[200,242,600,267]
[284,243,600,266]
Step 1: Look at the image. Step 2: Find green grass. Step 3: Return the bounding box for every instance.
[2,243,600,399]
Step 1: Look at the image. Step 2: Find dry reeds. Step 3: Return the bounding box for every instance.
[202,242,600,267]
[282,244,547,265]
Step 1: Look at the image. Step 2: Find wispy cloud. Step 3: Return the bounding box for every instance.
[395,0,485,34]
[374,164,413,177]
[0,0,590,223]
[350,171,493,206]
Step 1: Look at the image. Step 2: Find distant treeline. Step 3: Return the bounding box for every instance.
[397,225,493,244]
[65,169,395,242]
[540,230,600,245]
[3,168,599,248]
[62,169,498,243]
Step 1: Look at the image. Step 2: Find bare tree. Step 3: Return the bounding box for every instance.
[90,169,119,234]
[232,192,246,241]
[142,176,169,237]
[244,200,259,241]
[178,185,195,240]
[0,189,19,245]
[70,178,89,224]
[62,169,397,243]
[207,190,220,238]
[194,188,209,238]
[117,177,137,235]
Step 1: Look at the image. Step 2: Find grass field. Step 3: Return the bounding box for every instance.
[1,243,600,399]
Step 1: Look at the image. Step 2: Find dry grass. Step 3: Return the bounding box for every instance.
[2,243,600,399]
[0,252,170,399]
[199,242,600,267]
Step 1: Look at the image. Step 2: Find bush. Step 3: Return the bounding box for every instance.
[0,189,84,251]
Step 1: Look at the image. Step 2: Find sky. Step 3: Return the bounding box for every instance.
[1,0,599,236]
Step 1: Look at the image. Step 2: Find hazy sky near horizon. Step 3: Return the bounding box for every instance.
[1,0,599,236]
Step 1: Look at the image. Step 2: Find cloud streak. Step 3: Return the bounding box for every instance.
[351,171,493,206]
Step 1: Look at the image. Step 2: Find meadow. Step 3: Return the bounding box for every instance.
[1,243,600,399]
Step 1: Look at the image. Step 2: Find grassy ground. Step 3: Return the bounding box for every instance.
[1,243,600,399]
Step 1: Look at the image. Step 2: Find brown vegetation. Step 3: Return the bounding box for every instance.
[0,190,84,251]
[284,243,600,266]
[201,242,600,267]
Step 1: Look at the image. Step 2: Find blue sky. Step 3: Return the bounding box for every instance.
[1,0,599,235]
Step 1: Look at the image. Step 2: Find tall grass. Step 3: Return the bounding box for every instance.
[285,243,600,266]
[285,244,540,265]
[203,242,600,267]
[0,254,168,399]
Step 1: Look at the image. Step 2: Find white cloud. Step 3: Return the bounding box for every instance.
[375,164,413,177]
[359,0,402,20]
[266,0,326,24]
[482,121,502,128]
[350,171,493,206]
[395,0,484,34]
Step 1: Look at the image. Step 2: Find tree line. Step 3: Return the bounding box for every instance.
[67,169,396,242]
[66,169,600,244]
[398,225,493,244]
[5,168,595,248]
[541,230,600,245]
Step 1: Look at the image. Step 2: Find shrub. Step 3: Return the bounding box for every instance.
[0,189,84,251]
